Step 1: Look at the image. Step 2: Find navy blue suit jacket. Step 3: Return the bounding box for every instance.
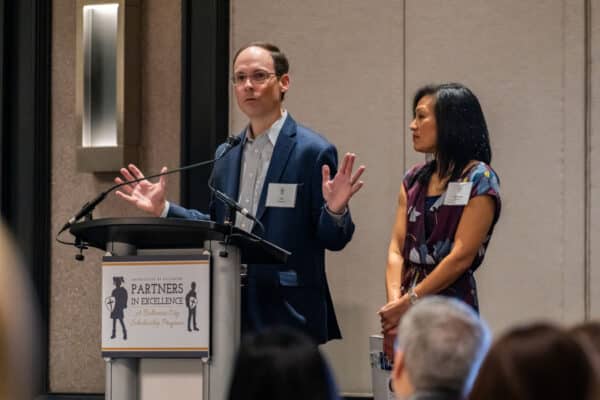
[168,114,354,343]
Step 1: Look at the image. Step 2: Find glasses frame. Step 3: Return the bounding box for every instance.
[231,70,278,86]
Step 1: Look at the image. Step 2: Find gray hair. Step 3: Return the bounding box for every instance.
[396,296,490,394]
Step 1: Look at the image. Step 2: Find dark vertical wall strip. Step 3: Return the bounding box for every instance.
[181,0,230,211]
[0,0,51,396]
[0,0,7,216]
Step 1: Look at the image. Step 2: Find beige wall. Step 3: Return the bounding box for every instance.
[591,0,600,318]
[230,3,405,395]
[51,0,181,392]
[50,0,600,395]
[231,0,592,395]
[402,0,587,330]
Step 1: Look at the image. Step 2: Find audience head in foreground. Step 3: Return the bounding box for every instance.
[468,322,599,400]
[571,321,600,355]
[228,326,340,400]
[0,221,39,399]
[391,296,490,400]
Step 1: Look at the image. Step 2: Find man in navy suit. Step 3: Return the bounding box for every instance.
[114,42,365,344]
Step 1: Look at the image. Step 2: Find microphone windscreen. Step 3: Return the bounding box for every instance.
[227,135,242,146]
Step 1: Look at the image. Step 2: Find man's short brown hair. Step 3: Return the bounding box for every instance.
[233,41,289,77]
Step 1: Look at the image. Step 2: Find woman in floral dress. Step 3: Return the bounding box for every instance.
[379,83,501,357]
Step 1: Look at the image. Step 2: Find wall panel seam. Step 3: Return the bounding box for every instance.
[561,0,567,320]
[402,0,406,174]
[585,0,592,320]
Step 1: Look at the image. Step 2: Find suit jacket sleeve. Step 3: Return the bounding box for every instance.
[166,203,211,220]
[312,144,355,251]
[166,143,229,222]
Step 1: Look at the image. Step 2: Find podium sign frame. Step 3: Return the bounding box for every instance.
[101,255,210,358]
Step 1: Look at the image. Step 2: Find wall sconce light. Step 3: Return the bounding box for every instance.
[76,0,140,172]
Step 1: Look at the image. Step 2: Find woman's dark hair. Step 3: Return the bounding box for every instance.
[413,83,492,185]
[468,323,599,400]
[571,321,600,354]
[227,326,339,400]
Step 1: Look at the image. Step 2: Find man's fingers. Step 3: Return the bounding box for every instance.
[159,166,168,189]
[116,171,137,192]
[322,164,331,183]
[115,190,137,205]
[344,153,356,176]
[128,164,145,180]
[350,165,366,185]
[115,176,135,192]
[120,167,136,183]
[338,153,349,175]
[351,181,365,196]
[115,178,134,195]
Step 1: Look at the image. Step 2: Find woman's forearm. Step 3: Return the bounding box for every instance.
[385,251,404,302]
[413,251,474,297]
[415,195,495,297]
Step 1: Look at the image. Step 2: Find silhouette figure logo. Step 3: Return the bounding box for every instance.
[185,281,199,332]
[105,276,128,340]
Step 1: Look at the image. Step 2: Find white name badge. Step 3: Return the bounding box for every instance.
[443,182,473,206]
[266,183,297,208]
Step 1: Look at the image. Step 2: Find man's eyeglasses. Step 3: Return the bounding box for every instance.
[231,70,277,86]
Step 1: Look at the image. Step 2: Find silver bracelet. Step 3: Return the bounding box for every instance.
[408,287,419,305]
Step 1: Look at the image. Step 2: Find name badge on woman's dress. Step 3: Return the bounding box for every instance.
[443,182,473,206]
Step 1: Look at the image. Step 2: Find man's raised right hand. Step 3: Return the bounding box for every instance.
[114,164,168,217]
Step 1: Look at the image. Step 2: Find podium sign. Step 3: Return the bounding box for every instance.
[101,255,210,358]
[71,218,289,400]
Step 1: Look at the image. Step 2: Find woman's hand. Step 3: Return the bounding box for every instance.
[383,329,397,360]
[378,295,411,334]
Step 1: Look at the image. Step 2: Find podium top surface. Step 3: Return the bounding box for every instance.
[70,218,289,264]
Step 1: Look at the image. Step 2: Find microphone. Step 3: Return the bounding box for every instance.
[206,138,265,234]
[211,188,266,235]
[58,135,242,235]
[212,189,253,217]
[216,135,242,158]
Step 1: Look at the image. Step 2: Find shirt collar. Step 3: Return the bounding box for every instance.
[245,109,288,146]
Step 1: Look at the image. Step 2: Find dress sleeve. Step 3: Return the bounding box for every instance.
[402,163,426,192]
[468,163,501,224]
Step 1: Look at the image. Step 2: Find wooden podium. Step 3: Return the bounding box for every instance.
[70,218,289,400]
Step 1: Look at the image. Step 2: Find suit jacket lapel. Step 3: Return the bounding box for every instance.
[256,115,297,221]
